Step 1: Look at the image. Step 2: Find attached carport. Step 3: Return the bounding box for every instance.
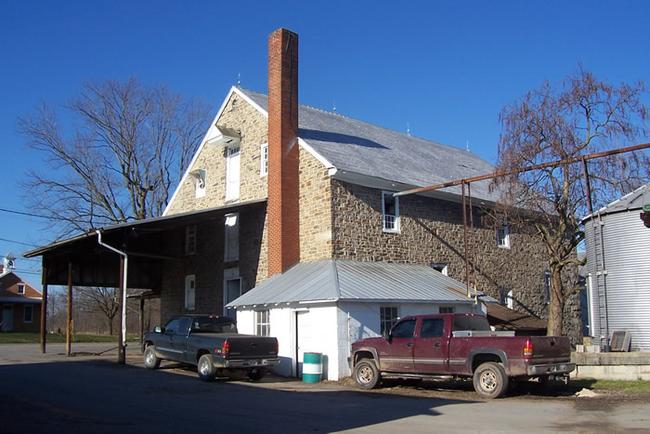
[24,199,266,363]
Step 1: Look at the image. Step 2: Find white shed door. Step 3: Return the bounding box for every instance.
[225,145,240,201]
[1,306,13,331]
[296,310,321,377]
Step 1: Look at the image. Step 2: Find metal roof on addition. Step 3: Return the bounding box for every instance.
[227,259,478,308]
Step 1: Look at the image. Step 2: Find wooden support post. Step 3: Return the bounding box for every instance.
[40,261,48,354]
[461,181,470,297]
[139,298,145,351]
[117,256,126,364]
[66,261,73,357]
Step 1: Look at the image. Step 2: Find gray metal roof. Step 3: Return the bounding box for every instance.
[239,88,499,202]
[582,183,650,222]
[227,259,475,308]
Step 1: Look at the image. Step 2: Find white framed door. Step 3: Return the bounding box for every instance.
[223,267,241,318]
[225,145,240,201]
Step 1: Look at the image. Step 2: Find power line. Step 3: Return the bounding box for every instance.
[0,237,38,247]
[0,207,89,224]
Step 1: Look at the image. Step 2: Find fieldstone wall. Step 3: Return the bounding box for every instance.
[331,180,583,340]
[299,148,333,262]
[165,91,268,215]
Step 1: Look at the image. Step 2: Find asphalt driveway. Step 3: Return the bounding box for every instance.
[0,344,648,433]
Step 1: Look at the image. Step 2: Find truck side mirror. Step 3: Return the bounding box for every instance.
[154,326,163,333]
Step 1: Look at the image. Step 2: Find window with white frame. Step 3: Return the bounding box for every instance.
[225,145,240,201]
[24,305,33,323]
[260,143,268,177]
[17,283,25,295]
[496,225,510,248]
[380,306,399,335]
[439,306,455,314]
[184,275,196,310]
[224,213,239,262]
[382,191,400,233]
[192,169,206,198]
[185,225,197,255]
[255,310,270,336]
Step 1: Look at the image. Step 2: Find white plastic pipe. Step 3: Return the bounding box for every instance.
[96,230,128,350]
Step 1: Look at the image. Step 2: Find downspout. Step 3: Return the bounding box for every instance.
[96,230,128,353]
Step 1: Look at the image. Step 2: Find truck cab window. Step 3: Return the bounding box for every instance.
[420,319,444,338]
[452,315,490,332]
[391,319,416,338]
[165,318,181,334]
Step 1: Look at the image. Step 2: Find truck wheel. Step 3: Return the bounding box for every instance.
[248,368,266,381]
[473,362,508,399]
[354,359,381,389]
[143,345,161,369]
[197,354,216,382]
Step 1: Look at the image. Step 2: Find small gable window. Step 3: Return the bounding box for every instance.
[17,283,25,295]
[190,169,206,198]
[260,143,269,177]
[382,191,400,233]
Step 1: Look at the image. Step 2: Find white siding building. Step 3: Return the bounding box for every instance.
[228,260,486,380]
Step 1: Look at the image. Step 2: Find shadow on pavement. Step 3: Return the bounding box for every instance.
[0,359,476,434]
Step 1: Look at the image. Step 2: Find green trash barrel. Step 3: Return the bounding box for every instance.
[302,352,323,383]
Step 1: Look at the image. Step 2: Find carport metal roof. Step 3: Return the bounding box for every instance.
[25,199,266,289]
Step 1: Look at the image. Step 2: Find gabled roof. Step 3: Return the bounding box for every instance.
[582,183,650,222]
[238,88,499,203]
[227,259,476,308]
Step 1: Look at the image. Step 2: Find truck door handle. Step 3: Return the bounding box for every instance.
[434,343,440,348]
[406,343,413,347]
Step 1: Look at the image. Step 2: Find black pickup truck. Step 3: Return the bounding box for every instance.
[143,314,279,381]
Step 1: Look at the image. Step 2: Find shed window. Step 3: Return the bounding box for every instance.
[184,275,196,311]
[185,225,197,255]
[497,225,510,248]
[380,306,399,335]
[224,213,239,262]
[439,306,455,314]
[17,284,25,295]
[382,191,400,233]
[255,310,270,337]
[260,143,268,177]
[24,305,33,323]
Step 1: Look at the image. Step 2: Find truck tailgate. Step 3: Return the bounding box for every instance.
[528,336,571,362]
[227,336,278,359]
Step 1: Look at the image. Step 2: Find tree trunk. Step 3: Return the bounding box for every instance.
[546,268,564,336]
[108,317,114,336]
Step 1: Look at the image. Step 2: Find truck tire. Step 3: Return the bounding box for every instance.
[143,345,161,369]
[248,368,266,381]
[354,359,381,389]
[197,354,216,382]
[473,362,508,399]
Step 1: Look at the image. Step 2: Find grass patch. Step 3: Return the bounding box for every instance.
[572,378,650,394]
[0,332,137,344]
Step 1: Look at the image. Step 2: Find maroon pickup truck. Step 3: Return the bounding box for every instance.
[350,313,575,398]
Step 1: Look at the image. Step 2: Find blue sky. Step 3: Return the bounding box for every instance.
[1,0,649,287]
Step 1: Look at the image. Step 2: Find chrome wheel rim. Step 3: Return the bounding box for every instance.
[480,370,497,392]
[199,359,210,376]
[145,350,154,365]
[357,365,374,384]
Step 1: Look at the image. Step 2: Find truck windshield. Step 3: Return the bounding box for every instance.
[452,315,490,332]
[190,317,237,333]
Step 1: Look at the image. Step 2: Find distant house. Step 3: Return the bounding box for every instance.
[0,256,42,332]
[583,184,650,351]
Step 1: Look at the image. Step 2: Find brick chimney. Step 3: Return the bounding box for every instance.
[267,28,300,276]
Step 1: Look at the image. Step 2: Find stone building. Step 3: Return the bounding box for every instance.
[157,27,581,373]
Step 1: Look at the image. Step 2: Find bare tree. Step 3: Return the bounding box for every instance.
[19,78,209,237]
[496,68,649,336]
[78,287,120,335]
